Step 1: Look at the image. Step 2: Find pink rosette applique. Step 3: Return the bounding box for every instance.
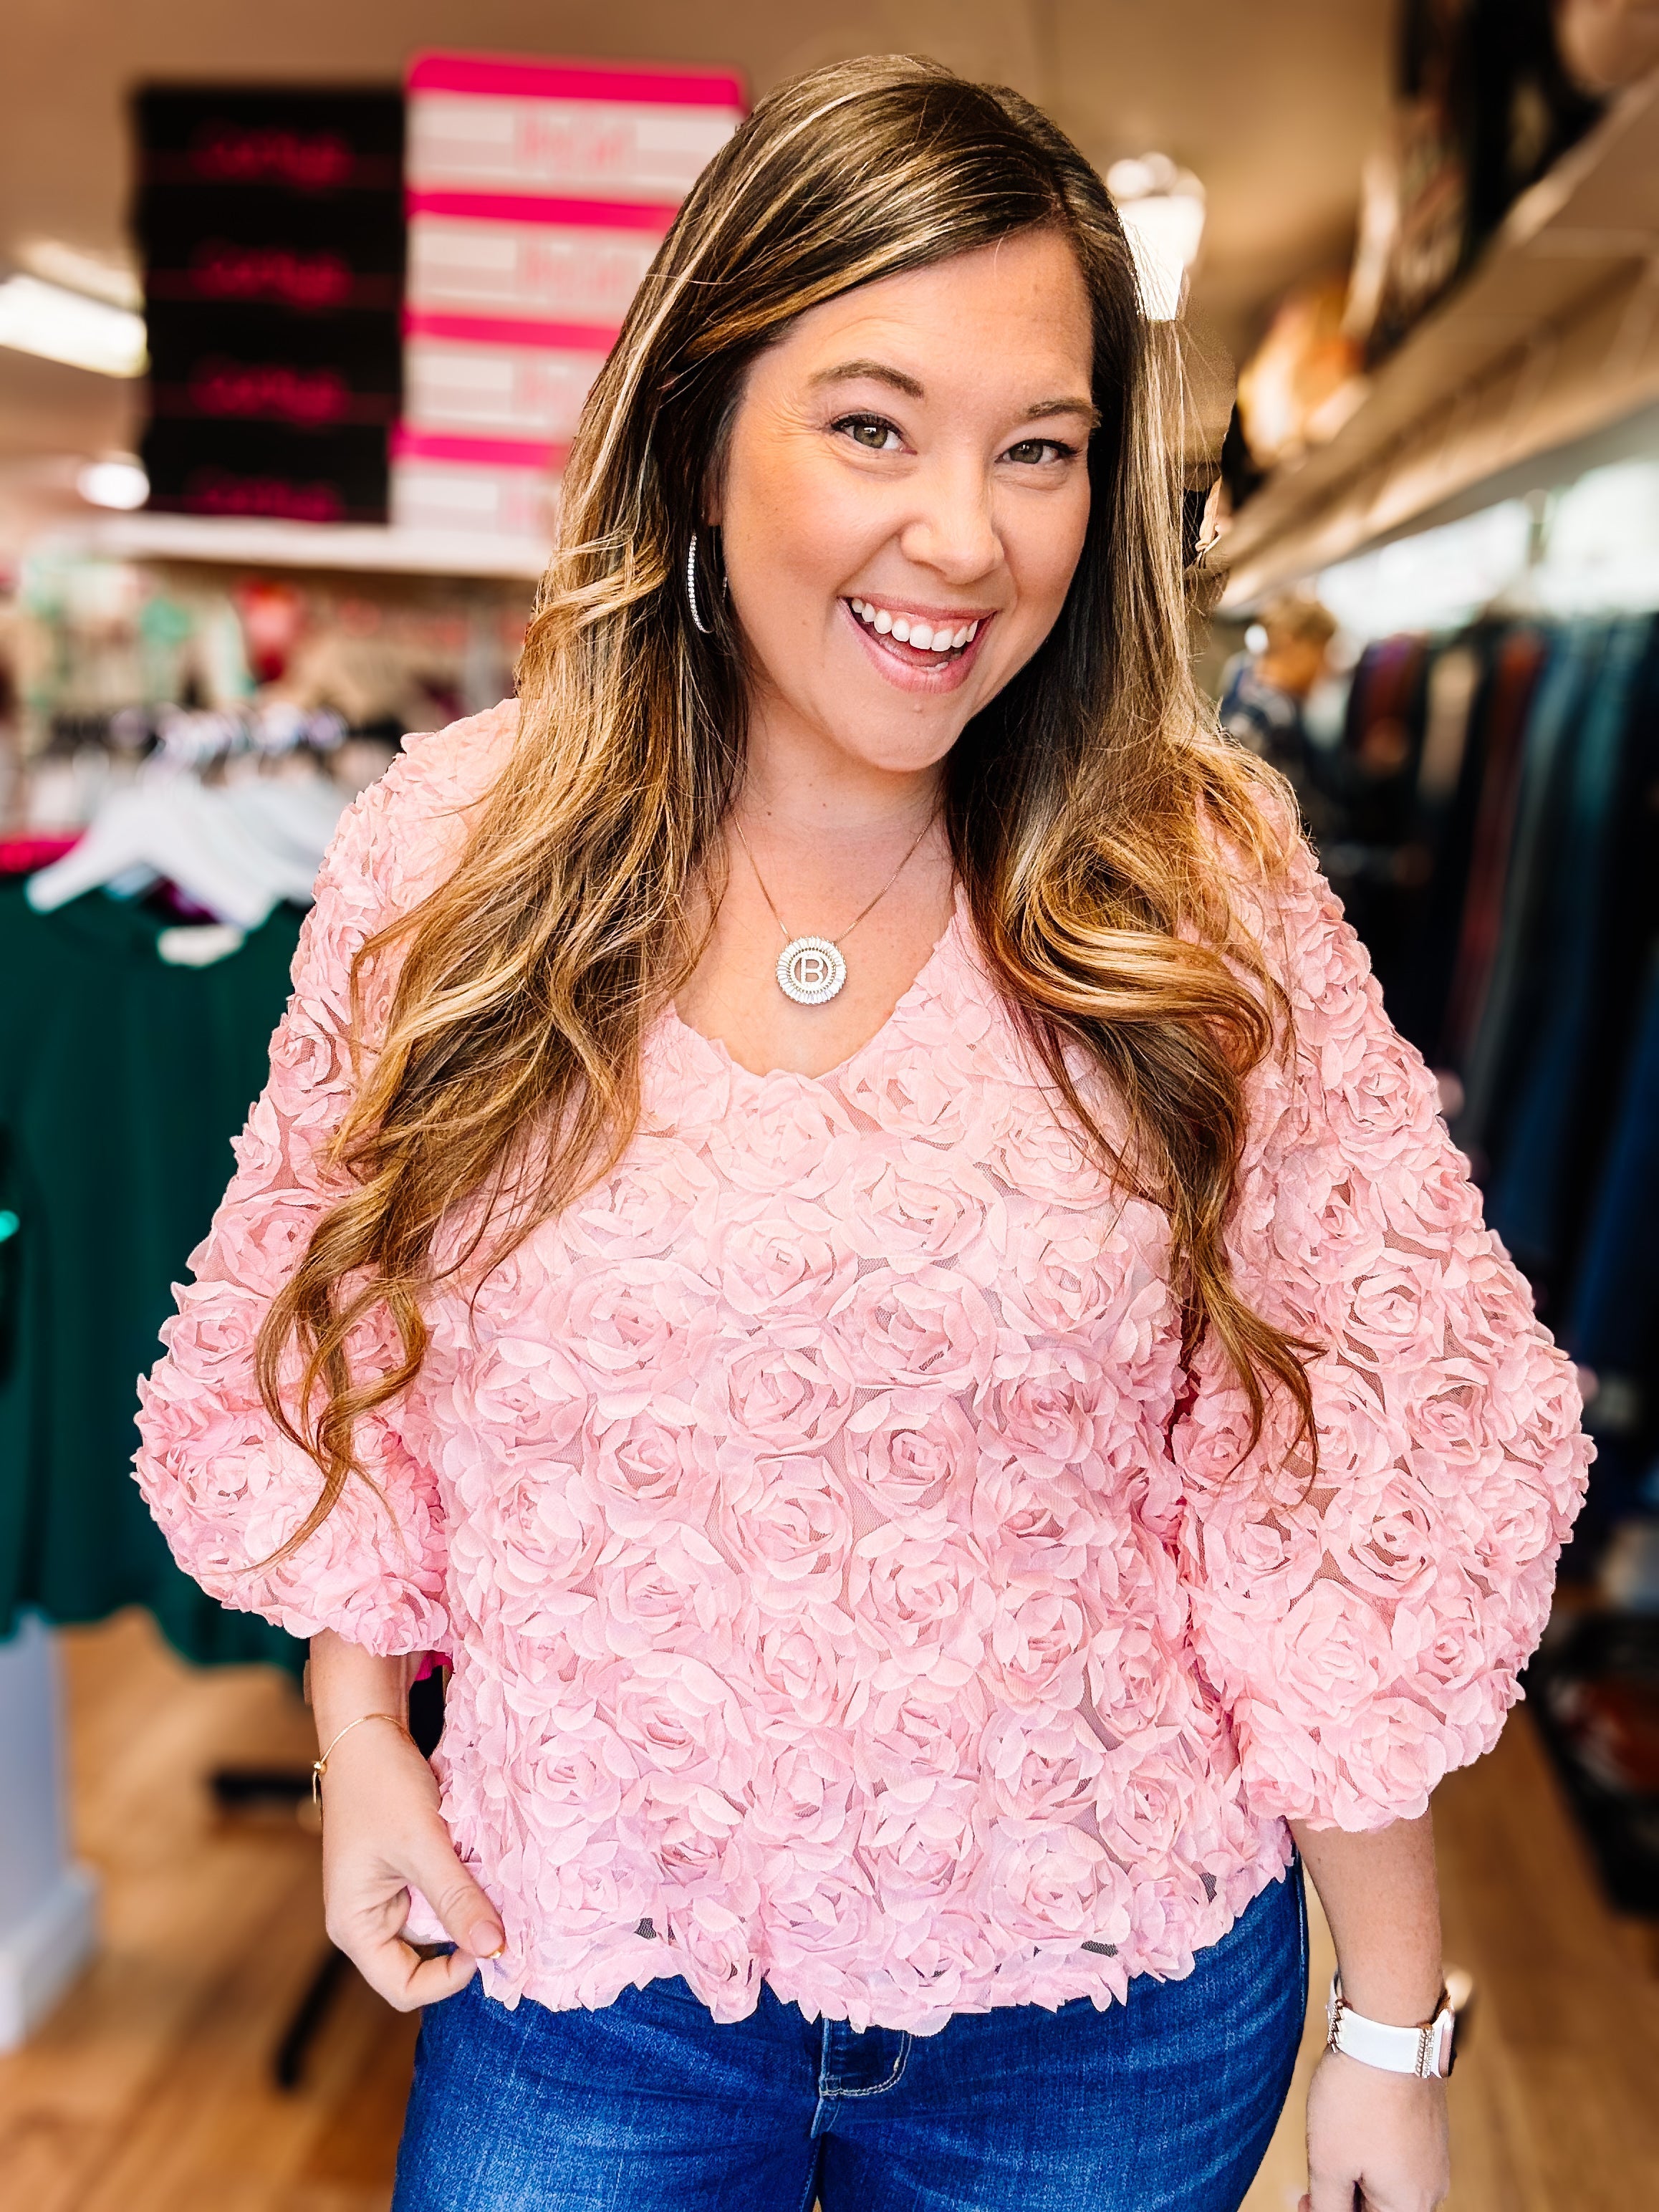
[708,1191,859,1319]
[607,1650,755,1790]
[448,1463,605,1641]
[583,1400,718,1538]
[999,1206,1127,1340]
[860,1768,981,1903]
[701,1078,857,1198]
[549,1258,716,1409]
[835,1141,1007,1281]
[701,1321,855,1454]
[839,1009,998,1152]
[740,1601,864,1728]
[981,1822,1124,1953]
[970,1453,1098,1586]
[830,1264,999,1393]
[1095,1744,1199,1862]
[592,1521,744,1661]
[714,1451,855,1615]
[981,1705,1105,1824]
[842,1387,978,1521]
[978,1342,1118,1483]
[862,1670,993,1774]
[561,1137,721,1264]
[461,1336,590,1472]
[981,1095,1106,1208]
[1268,1577,1390,1724]
[748,1727,862,1872]
[1087,1612,1184,1738]
[847,1524,996,1696]
[985,1580,1092,1708]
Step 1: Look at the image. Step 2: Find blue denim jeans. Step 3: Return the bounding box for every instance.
[393,1862,1307,2212]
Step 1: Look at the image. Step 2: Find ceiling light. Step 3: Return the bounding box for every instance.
[0,275,148,376]
[77,455,150,509]
[19,238,143,310]
[1107,153,1206,322]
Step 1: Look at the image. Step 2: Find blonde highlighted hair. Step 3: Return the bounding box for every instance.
[259,54,1314,1548]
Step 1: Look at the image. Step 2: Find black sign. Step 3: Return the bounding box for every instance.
[133,87,405,525]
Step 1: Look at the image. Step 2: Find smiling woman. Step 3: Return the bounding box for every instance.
[132,53,1587,2212]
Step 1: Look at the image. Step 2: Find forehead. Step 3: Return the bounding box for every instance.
[768,231,1093,394]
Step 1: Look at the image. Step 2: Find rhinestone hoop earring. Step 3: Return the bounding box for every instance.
[686,532,713,635]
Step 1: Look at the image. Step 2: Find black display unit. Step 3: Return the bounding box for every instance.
[133,86,405,524]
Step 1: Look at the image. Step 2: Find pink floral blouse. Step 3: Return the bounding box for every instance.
[135,702,1589,2034]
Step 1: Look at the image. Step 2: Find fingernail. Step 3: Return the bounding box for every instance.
[480,1930,506,1958]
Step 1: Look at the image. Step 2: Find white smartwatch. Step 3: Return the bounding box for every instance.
[1326,1972,1458,2078]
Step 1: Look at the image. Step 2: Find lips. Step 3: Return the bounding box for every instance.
[840,596,996,681]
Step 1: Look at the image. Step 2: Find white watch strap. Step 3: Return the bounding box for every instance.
[1327,1973,1455,2078]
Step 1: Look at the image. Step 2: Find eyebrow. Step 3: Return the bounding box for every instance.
[809,357,1100,428]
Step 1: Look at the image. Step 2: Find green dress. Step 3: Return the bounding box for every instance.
[0,881,303,1672]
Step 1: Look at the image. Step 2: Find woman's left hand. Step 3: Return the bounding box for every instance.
[1301,2049,1450,2212]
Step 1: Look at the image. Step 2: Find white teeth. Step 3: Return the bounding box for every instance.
[851,601,984,650]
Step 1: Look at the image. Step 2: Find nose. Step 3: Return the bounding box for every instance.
[896,450,1002,585]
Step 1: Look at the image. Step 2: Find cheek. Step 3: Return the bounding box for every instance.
[723,456,886,647]
[1005,486,1091,627]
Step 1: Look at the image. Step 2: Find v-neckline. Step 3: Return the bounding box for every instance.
[663,887,966,1090]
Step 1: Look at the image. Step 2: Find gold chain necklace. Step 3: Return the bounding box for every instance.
[728,808,939,1006]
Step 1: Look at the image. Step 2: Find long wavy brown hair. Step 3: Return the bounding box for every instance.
[258,54,1316,1552]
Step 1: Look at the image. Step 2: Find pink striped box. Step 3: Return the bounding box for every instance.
[406,52,744,203]
[395,52,745,541]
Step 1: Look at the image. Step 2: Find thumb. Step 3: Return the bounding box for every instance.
[403,1820,506,1959]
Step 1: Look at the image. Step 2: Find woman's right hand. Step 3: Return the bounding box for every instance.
[309,1632,506,2011]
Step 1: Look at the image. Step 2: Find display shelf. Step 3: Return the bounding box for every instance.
[1216,70,1659,606]
[37,510,549,582]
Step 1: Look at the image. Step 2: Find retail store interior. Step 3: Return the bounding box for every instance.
[3,4,1659,2207]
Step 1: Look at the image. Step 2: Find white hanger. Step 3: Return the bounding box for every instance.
[26,773,342,929]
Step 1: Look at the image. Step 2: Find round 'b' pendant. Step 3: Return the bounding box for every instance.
[777,936,847,1006]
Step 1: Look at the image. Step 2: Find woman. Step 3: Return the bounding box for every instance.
[135,57,1587,2212]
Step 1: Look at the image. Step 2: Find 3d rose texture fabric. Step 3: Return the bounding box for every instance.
[134,702,1589,2037]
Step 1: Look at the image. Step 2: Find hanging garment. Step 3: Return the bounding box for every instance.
[1437,623,1548,1068]
[1455,621,1606,1164]
[1485,615,1655,1294]
[1380,627,1493,1057]
[0,880,303,1668]
[1566,951,1659,1529]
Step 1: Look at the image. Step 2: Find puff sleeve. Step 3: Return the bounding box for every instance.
[133,740,466,1655]
[1173,832,1592,1831]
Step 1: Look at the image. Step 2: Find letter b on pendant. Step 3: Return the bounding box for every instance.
[777,936,847,1005]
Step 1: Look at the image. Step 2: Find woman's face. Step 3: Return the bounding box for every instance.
[711,229,1097,780]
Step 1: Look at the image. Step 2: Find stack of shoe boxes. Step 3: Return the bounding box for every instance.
[135,87,405,524]
[393,52,745,545]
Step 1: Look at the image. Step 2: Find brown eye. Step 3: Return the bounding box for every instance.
[836,415,899,452]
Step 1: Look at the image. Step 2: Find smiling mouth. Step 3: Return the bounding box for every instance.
[845,597,990,668]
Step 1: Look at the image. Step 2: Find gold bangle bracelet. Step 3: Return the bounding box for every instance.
[312,1711,410,1808]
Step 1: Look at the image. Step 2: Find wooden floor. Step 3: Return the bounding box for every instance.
[2,1610,1657,2211]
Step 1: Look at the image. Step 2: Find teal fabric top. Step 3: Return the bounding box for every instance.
[0,880,303,1672]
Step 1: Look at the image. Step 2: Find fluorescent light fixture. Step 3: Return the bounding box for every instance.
[1108,153,1206,321]
[19,238,143,309]
[77,455,150,509]
[0,274,147,376]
